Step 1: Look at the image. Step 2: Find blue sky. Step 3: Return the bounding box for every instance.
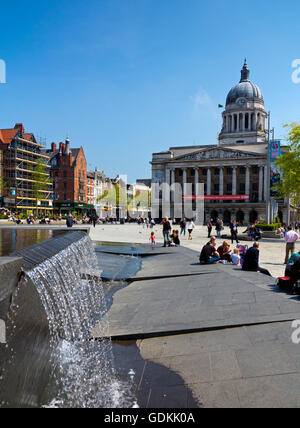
[0,0,300,182]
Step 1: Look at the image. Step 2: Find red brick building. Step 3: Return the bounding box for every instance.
[45,139,93,214]
[0,123,53,214]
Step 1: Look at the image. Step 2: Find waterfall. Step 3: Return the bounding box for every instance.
[26,235,135,408]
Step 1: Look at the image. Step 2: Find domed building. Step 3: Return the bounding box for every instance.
[219,60,268,146]
[151,60,289,225]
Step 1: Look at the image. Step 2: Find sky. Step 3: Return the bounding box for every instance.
[0,0,300,182]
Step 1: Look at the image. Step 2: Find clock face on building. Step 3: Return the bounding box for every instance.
[237,98,246,107]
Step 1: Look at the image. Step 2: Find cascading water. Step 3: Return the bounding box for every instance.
[24,235,136,408]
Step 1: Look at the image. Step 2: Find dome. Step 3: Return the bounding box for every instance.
[226,60,264,106]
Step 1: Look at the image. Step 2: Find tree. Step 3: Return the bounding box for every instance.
[0,175,8,197]
[30,159,52,215]
[273,122,300,210]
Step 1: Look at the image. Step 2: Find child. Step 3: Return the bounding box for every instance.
[170,230,180,246]
[231,248,241,266]
[150,231,156,246]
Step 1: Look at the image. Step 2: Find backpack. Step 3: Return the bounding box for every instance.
[277,277,293,292]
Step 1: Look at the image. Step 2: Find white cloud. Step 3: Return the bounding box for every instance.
[190,89,212,110]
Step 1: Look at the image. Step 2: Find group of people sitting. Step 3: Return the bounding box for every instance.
[200,238,240,265]
[200,237,271,276]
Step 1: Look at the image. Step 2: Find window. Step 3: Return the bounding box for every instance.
[253,167,259,175]
[226,168,233,175]
[214,168,220,175]
[202,169,207,176]
[240,167,246,175]
[227,183,232,193]
[214,184,219,193]
[252,183,259,191]
[239,183,245,192]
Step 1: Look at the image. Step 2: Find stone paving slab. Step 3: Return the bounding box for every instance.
[94,246,300,339]
[136,322,300,408]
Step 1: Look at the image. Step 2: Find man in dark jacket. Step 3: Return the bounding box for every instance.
[161,217,172,247]
[66,215,74,228]
[230,220,239,244]
[242,242,271,276]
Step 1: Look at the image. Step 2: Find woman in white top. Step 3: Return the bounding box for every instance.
[187,220,196,240]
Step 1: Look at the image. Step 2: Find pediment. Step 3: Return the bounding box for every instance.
[173,147,264,162]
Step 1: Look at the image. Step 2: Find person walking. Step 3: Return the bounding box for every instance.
[66,215,74,228]
[161,217,172,247]
[187,219,196,240]
[215,218,222,239]
[284,225,299,264]
[180,218,187,237]
[230,220,239,244]
[207,219,213,238]
[92,214,98,228]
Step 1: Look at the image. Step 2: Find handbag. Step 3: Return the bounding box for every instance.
[277,277,293,292]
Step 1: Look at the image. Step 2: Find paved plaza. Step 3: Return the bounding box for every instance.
[91,223,300,408]
[89,223,299,279]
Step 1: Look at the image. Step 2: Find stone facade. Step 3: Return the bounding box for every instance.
[151,61,288,225]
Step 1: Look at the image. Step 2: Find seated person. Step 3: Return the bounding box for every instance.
[242,242,271,276]
[169,230,180,246]
[231,248,241,266]
[288,251,300,264]
[290,258,300,287]
[250,226,262,241]
[200,237,220,264]
[285,251,300,277]
[217,241,232,262]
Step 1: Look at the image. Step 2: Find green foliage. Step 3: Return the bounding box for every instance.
[256,222,281,231]
[273,123,300,209]
[29,159,52,213]
[0,175,8,195]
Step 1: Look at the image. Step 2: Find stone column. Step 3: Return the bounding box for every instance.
[194,168,199,196]
[162,167,171,218]
[182,168,187,197]
[264,165,268,202]
[231,114,234,132]
[165,168,171,187]
[259,166,264,202]
[242,113,245,132]
[219,167,224,195]
[207,168,211,195]
[170,168,175,203]
[232,166,237,196]
[245,166,250,197]
[194,168,201,223]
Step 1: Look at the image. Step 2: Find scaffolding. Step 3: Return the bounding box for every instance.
[3,136,54,214]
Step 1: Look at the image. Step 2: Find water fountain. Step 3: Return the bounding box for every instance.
[0,232,136,408]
